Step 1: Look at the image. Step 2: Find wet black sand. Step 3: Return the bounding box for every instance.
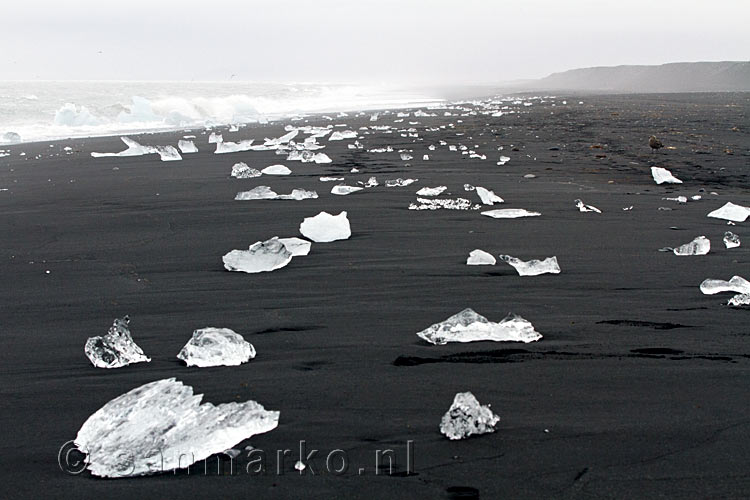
[0,92,749,498]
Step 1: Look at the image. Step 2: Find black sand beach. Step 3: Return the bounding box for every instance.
[1,92,749,498]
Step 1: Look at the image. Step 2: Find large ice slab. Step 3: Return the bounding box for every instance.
[231,162,261,178]
[331,185,363,195]
[467,249,496,265]
[416,186,447,197]
[91,137,173,160]
[177,140,198,154]
[234,187,317,201]
[440,392,500,441]
[575,199,601,213]
[481,209,541,219]
[223,237,293,273]
[299,211,351,242]
[416,308,542,345]
[476,187,504,205]
[651,166,683,184]
[74,378,279,477]
[409,198,477,211]
[724,231,741,249]
[499,255,561,276]
[673,236,710,256]
[215,139,255,154]
[700,276,750,295]
[707,202,750,222]
[177,328,256,368]
[261,164,291,176]
[84,316,151,369]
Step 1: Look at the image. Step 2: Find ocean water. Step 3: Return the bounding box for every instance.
[0,81,442,145]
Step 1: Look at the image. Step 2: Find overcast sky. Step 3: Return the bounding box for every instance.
[2,0,748,83]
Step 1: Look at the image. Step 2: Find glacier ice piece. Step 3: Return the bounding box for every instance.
[223,237,293,273]
[234,186,279,200]
[155,146,182,162]
[361,176,379,188]
[707,202,750,222]
[91,137,158,158]
[177,328,256,367]
[476,187,504,205]
[208,132,223,144]
[467,249,496,266]
[416,308,542,345]
[724,231,741,249]
[400,153,413,161]
[663,196,688,203]
[464,184,475,191]
[0,131,21,144]
[673,236,710,256]
[84,316,151,369]
[329,130,357,141]
[231,162,262,179]
[440,392,500,441]
[385,178,417,187]
[497,155,510,165]
[651,166,683,184]
[331,185,363,196]
[277,237,311,256]
[409,198,476,211]
[320,176,344,182]
[299,211,351,243]
[728,294,750,307]
[700,276,750,295]
[276,189,318,201]
[177,140,198,154]
[481,209,541,219]
[574,199,601,213]
[416,186,447,197]
[74,378,279,477]
[215,139,255,154]
[261,164,291,176]
[264,130,298,147]
[499,255,561,276]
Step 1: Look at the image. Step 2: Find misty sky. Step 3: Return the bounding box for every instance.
[2,0,748,83]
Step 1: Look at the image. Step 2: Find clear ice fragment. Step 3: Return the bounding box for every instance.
[481,209,541,219]
[700,275,750,295]
[84,316,151,369]
[331,185,363,195]
[440,392,500,440]
[177,327,256,367]
[416,308,542,345]
[724,231,741,248]
[231,162,261,178]
[673,236,710,256]
[574,199,601,213]
[222,237,293,273]
[499,255,560,276]
[299,211,351,242]
[416,186,447,197]
[476,187,504,205]
[467,249,496,265]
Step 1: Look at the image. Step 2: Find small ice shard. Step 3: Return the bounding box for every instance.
[215,139,255,154]
[276,189,318,201]
[497,155,510,165]
[574,199,601,213]
[261,164,291,176]
[423,154,429,160]
[476,187,504,205]
[416,308,542,345]
[481,209,541,219]
[673,236,710,256]
[728,294,750,307]
[223,237,293,273]
[231,162,262,179]
[155,146,182,161]
[299,211,351,243]
[208,132,223,143]
[467,249,496,266]
[177,140,198,154]
[663,196,688,203]
[400,153,413,161]
[440,392,500,441]
[320,176,344,182]
[464,184,476,191]
[700,276,750,295]
[277,237,311,256]
[724,231,741,249]
[523,174,536,179]
[623,206,634,211]
[385,178,417,187]
[84,316,151,369]
[361,176,379,188]
[651,166,683,184]
[707,202,750,222]
[499,255,561,276]
[177,328,256,368]
[74,378,279,477]
[331,185,363,196]
[416,186,447,197]
[350,168,360,173]
[235,186,279,200]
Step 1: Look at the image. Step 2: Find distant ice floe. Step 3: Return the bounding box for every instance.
[261,164,291,175]
[91,137,182,162]
[299,211,351,242]
[223,237,293,273]
[416,308,542,345]
[416,186,447,197]
[673,236,710,256]
[409,198,477,211]
[499,255,560,276]
[84,316,151,369]
[385,178,417,187]
[707,202,750,222]
[481,209,541,219]
[231,162,262,178]
[331,185,363,196]
[651,166,682,184]
[329,130,357,141]
[234,186,317,201]
[177,328,256,368]
[467,249,496,265]
[440,392,500,441]
[475,187,504,205]
[575,199,601,213]
[177,140,198,154]
[699,276,750,295]
[74,378,279,477]
[724,231,741,248]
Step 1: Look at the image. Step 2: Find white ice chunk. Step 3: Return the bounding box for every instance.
[417,308,541,345]
[329,130,357,141]
[177,328,256,367]
[707,202,750,222]
[464,184,475,191]
[575,199,601,213]
[728,294,750,307]
[651,166,683,184]
[222,237,293,273]
[74,378,279,477]
[215,139,255,154]
[700,275,750,295]
[361,176,379,188]
[91,137,157,158]
[277,237,311,256]
[320,176,344,182]
[440,392,500,441]
[467,249,496,266]
[416,186,447,197]
[177,140,198,154]
[331,185,363,196]
[724,231,741,249]
[208,132,223,143]
[261,164,291,176]
[481,209,541,219]
[231,162,262,179]
[235,186,279,200]
[155,146,182,162]
[84,316,151,369]
[276,189,318,201]
[299,211,351,243]
[400,153,413,161]
[499,255,561,276]
[673,236,710,256]
[497,155,511,165]
[476,187,504,205]
[409,198,476,211]
[385,178,417,187]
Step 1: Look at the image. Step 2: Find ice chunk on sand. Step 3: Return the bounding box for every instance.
[299,211,351,242]
[409,198,476,211]
[707,202,750,222]
[261,164,291,176]
[481,209,541,219]
[728,294,750,307]
[497,155,510,165]
[440,392,500,441]
[331,185,363,196]
[700,276,750,295]
[320,176,344,182]
[673,236,710,256]
[276,189,318,201]
[724,231,741,249]
[416,308,542,345]
[84,316,151,369]
[329,130,357,141]
[400,153,413,161]
[476,187,504,205]
[361,176,379,188]
[215,139,255,154]
[416,186,447,197]
[385,178,417,187]
[651,166,683,184]
[575,199,601,213]
[464,184,475,191]
[91,137,157,158]
[223,237,293,273]
[74,378,279,477]
[467,249,496,265]
[177,328,256,367]
[277,237,311,256]
[499,255,560,276]
[234,186,278,200]
[177,140,198,154]
[155,146,182,162]
[231,162,261,179]
[208,132,223,144]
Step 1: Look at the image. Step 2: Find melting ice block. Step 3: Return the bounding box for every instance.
[409,198,477,211]
[234,187,317,201]
[277,237,311,256]
[155,146,182,161]
[231,162,261,178]
[700,276,750,295]
[651,167,683,185]
[331,185,363,196]
[575,199,601,213]
[416,186,447,197]
[481,209,541,219]
[440,392,500,441]
[497,155,510,165]
[177,140,198,154]
[728,294,750,307]
[223,237,293,273]
[299,211,351,242]
[476,187,504,205]
[208,132,223,144]
[84,316,151,369]
[499,255,561,276]
[329,130,357,141]
[74,378,279,477]
[385,178,418,187]
[724,231,741,249]
[416,308,542,345]
[707,202,750,223]
[467,249,496,265]
[360,176,379,188]
[91,137,158,159]
[673,236,710,256]
[215,139,255,154]
[177,328,256,367]
[261,164,291,176]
